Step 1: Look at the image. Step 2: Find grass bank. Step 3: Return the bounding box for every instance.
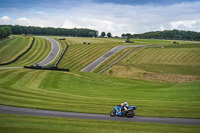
[58,37,172,71]
[0,35,30,63]
[0,68,199,119]
[3,36,51,67]
[0,114,199,133]
[102,43,200,82]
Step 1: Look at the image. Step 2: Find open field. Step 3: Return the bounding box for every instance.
[103,43,200,82]
[0,37,199,132]
[3,36,51,67]
[58,37,173,71]
[0,35,31,63]
[0,68,199,119]
[0,114,200,133]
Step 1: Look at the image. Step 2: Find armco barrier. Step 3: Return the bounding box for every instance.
[24,66,69,72]
[98,44,168,74]
[55,44,69,67]
[0,37,35,66]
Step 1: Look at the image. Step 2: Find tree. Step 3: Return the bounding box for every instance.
[3,26,12,36]
[101,32,106,37]
[126,33,133,38]
[0,29,2,39]
[107,32,112,38]
[88,31,95,37]
[0,28,7,38]
[0,25,98,37]
[121,34,126,38]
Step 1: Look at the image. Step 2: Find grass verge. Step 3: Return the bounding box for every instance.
[0,69,199,119]
[0,35,30,63]
[3,36,51,67]
[0,114,199,133]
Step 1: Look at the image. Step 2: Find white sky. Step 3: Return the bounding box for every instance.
[0,0,200,36]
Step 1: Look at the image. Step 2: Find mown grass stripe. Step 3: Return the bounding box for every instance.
[0,69,30,84]
[0,35,30,63]
[0,69,33,87]
[8,37,43,66]
[5,36,51,67]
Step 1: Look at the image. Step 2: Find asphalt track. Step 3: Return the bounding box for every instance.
[37,36,60,66]
[81,45,142,72]
[0,105,199,125]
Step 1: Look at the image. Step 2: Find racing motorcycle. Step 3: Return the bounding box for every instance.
[110,105,137,118]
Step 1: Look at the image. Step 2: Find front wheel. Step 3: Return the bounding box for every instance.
[110,110,116,117]
[126,110,135,118]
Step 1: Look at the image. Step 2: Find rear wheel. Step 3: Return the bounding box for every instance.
[110,110,116,117]
[126,110,135,118]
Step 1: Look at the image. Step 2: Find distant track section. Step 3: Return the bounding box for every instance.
[0,105,199,125]
[37,37,60,66]
[81,45,142,72]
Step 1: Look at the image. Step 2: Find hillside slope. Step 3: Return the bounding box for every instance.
[0,35,30,63]
[103,43,200,82]
[4,36,51,67]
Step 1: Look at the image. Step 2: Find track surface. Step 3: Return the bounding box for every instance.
[81,45,142,72]
[37,36,60,66]
[0,105,199,125]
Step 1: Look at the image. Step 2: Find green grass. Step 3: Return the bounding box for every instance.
[0,37,200,132]
[127,44,200,75]
[0,68,199,118]
[1,114,200,133]
[58,37,172,71]
[0,35,31,63]
[101,43,200,83]
[4,36,51,67]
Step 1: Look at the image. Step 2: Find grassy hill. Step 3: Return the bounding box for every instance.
[58,37,173,71]
[0,36,200,132]
[0,68,199,119]
[4,36,51,67]
[102,43,200,82]
[0,35,31,63]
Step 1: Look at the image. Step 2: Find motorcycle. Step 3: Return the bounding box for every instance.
[110,105,137,118]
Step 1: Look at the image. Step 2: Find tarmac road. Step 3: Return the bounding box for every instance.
[0,105,199,125]
[37,37,60,66]
[81,45,142,72]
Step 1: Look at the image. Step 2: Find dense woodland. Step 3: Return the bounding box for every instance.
[1,25,200,41]
[132,29,200,40]
[0,25,98,37]
[0,26,12,39]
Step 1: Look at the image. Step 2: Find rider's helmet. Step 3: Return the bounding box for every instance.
[124,102,129,107]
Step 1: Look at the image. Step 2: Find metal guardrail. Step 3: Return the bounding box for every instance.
[98,44,167,74]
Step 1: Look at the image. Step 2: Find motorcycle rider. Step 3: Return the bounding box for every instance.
[121,102,129,112]
[115,102,129,115]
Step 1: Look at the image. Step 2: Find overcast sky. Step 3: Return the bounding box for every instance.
[0,0,200,36]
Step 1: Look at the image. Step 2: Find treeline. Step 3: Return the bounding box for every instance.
[0,26,12,39]
[132,29,200,40]
[0,25,98,37]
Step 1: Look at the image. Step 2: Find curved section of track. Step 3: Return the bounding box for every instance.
[81,45,142,72]
[0,105,199,125]
[37,36,60,66]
